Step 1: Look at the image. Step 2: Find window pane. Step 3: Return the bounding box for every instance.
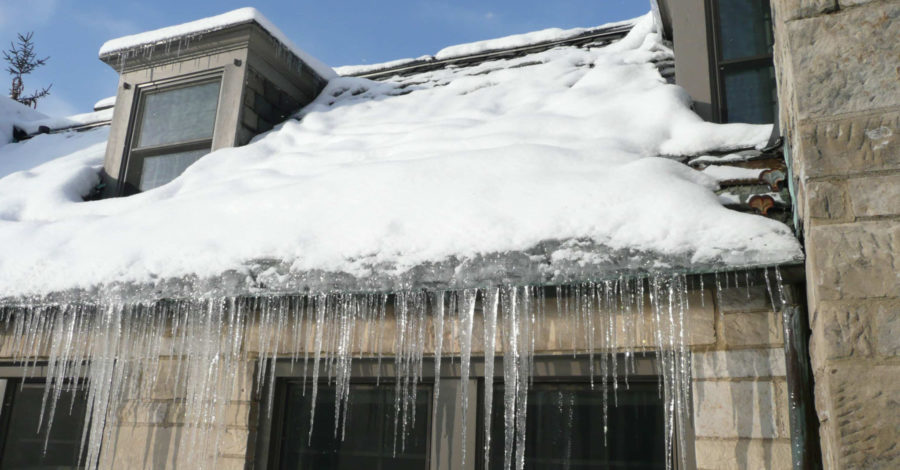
[0,383,89,469]
[136,81,220,148]
[139,148,208,191]
[717,0,773,60]
[277,382,430,470]
[723,63,776,124]
[486,382,666,470]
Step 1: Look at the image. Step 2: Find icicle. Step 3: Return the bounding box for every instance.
[699,274,705,307]
[746,270,752,300]
[482,288,499,470]
[308,294,327,444]
[763,267,778,313]
[457,289,477,468]
[431,291,445,438]
[774,266,787,309]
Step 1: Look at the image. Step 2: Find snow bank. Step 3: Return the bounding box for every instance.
[0,97,48,146]
[99,7,336,80]
[0,14,801,299]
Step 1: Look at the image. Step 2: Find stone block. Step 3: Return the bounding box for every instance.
[101,424,252,469]
[806,180,849,220]
[693,379,788,439]
[807,221,900,300]
[241,107,259,131]
[828,363,900,468]
[533,288,715,351]
[839,0,888,7]
[689,298,718,346]
[214,458,249,470]
[784,3,900,120]
[796,110,899,178]
[218,427,250,456]
[718,285,772,313]
[847,173,900,218]
[772,0,838,21]
[875,302,900,358]
[694,437,792,470]
[811,299,900,363]
[100,425,190,469]
[116,400,170,425]
[166,401,253,427]
[693,348,786,379]
[722,311,784,347]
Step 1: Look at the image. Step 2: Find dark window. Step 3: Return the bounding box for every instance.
[711,0,776,124]
[482,381,666,470]
[269,381,431,470]
[122,78,221,194]
[0,379,90,469]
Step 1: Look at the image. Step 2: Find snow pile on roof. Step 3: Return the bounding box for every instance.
[334,18,634,77]
[701,165,764,182]
[0,14,801,300]
[12,108,114,137]
[334,56,432,77]
[434,18,635,60]
[98,7,336,80]
[93,96,116,111]
[0,97,48,146]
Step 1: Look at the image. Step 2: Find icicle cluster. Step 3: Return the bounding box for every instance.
[0,269,787,469]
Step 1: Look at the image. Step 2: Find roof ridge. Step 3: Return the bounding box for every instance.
[346,22,634,80]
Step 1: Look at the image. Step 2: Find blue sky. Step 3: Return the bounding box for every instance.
[0,1,648,116]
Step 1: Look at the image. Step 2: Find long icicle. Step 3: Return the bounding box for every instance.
[482,288,499,469]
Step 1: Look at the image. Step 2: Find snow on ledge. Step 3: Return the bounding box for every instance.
[98,7,336,80]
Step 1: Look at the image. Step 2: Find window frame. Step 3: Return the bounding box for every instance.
[706,0,777,124]
[257,354,688,470]
[119,70,225,195]
[475,375,671,470]
[0,375,90,469]
[264,374,435,470]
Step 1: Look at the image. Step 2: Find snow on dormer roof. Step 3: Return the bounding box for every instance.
[98,7,336,80]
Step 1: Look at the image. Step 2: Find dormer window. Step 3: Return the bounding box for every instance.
[97,8,334,197]
[655,0,776,124]
[126,77,221,192]
[709,0,776,124]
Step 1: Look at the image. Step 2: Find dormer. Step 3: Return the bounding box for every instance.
[98,8,334,196]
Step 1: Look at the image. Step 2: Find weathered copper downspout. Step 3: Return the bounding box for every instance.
[782,283,823,469]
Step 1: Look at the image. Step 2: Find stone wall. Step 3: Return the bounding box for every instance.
[770,0,900,468]
[692,286,792,470]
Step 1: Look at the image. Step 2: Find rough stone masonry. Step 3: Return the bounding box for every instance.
[770,0,900,468]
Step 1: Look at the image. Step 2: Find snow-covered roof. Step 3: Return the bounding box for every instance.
[0,97,49,145]
[0,13,802,302]
[98,7,336,80]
